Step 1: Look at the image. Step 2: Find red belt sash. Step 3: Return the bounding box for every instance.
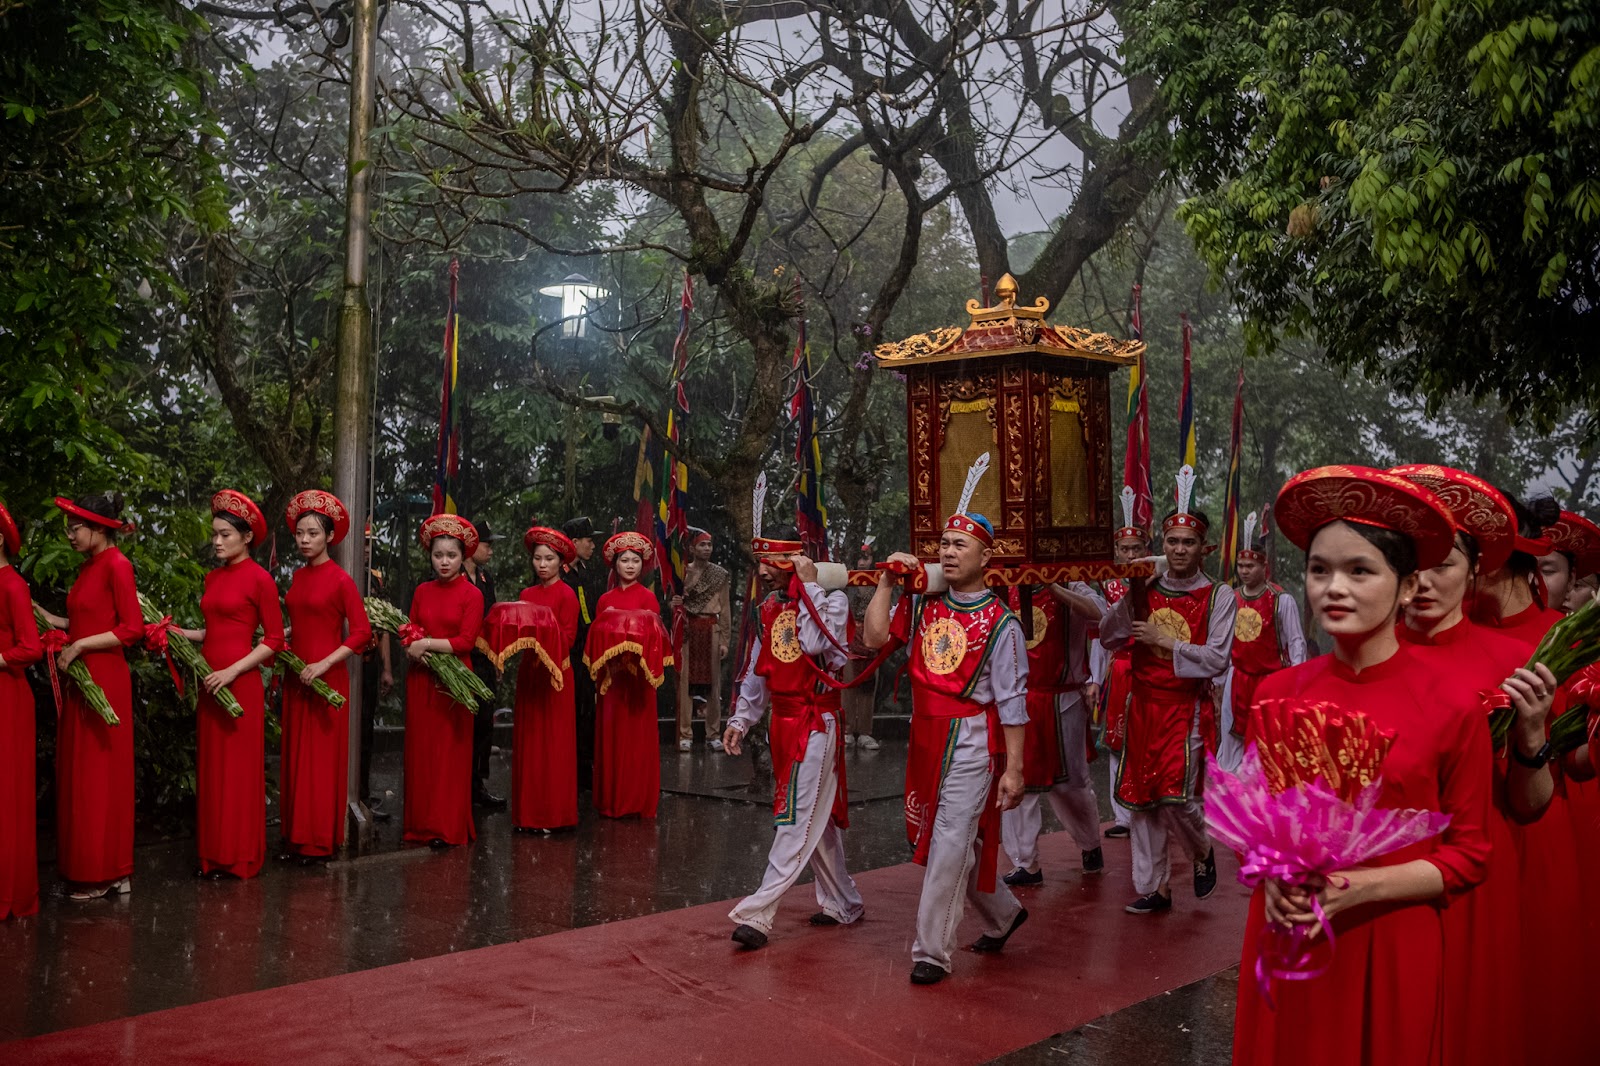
[905,700,1004,893]
[769,691,848,830]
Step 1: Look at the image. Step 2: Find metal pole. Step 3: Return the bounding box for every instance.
[333,0,379,853]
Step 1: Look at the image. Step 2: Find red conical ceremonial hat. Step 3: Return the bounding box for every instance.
[285,489,352,545]
[1545,510,1600,578]
[1387,464,1516,573]
[0,502,19,557]
[419,513,479,557]
[602,530,653,566]
[524,525,577,565]
[212,489,267,544]
[1275,465,1456,570]
[53,495,134,533]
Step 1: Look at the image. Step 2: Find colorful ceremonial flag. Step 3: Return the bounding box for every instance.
[1260,502,1276,580]
[1221,364,1246,574]
[791,283,829,561]
[633,427,659,573]
[432,258,462,514]
[656,272,693,639]
[1122,285,1152,531]
[1178,311,1196,471]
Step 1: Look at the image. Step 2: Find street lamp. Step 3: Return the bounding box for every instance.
[538,273,610,339]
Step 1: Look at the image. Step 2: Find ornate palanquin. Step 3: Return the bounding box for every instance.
[875,274,1149,587]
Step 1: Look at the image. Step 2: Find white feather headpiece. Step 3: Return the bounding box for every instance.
[955,452,991,517]
[1243,510,1259,548]
[1120,485,1136,530]
[1175,464,1197,517]
[752,472,767,540]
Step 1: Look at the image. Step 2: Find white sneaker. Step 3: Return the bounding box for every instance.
[857,735,881,751]
[677,738,692,752]
[709,738,724,752]
[843,734,855,748]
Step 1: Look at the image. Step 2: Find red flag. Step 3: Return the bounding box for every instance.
[1221,364,1245,574]
[432,258,462,514]
[1122,285,1152,530]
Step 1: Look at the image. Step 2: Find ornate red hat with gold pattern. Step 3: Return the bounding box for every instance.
[524,525,577,565]
[602,530,653,566]
[1388,464,1515,573]
[54,495,134,534]
[1275,465,1456,570]
[285,489,352,545]
[0,502,20,558]
[1545,510,1600,578]
[751,534,803,571]
[419,513,479,557]
[212,489,267,544]
[943,512,994,548]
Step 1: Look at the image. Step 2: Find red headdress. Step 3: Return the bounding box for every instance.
[419,513,479,557]
[1544,510,1600,578]
[212,489,267,544]
[690,527,712,546]
[1387,464,1515,573]
[0,502,20,557]
[53,495,135,534]
[602,530,653,567]
[1275,465,1456,570]
[1161,464,1207,536]
[524,525,577,566]
[285,489,352,545]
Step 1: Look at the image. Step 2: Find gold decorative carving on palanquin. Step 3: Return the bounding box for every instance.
[875,326,964,363]
[912,401,934,505]
[1003,390,1026,499]
[991,536,1024,555]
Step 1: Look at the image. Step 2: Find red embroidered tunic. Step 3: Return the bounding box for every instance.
[0,564,42,917]
[588,582,664,819]
[196,558,285,878]
[402,573,484,845]
[1008,587,1070,790]
[280,559,371,857]
[750,589,847,828]
[1098,579,1135,752]
[512,579,580,830]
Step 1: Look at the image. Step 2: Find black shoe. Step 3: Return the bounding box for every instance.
[473,788,507,810]
[275,851,297,863]
[1104,825,1130,839]
[427,838,450,850]
[808,912,840,926]
[969,907,1028,953]
[1194,848,1218,899]
[298,854,330,867]
[731,924,768,950]
[1002,867,1043,887]
[1082,847,1105,874]
[1124,891,1172,915]
[910,962,948,985]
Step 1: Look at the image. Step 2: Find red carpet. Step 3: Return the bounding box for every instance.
[5,832,1248,1065]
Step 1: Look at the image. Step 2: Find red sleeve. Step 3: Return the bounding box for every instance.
[256,567,285,654]
[884,594,912,652]
[447,582,484,655]
[109,552,144,646]
[0,573,42,666]
[558,587,579,652]
[339,570,373,652]
[1425,705,1494,898]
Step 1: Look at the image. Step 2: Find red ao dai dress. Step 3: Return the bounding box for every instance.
[281,559,372,857]
[589,582,663,819]
[196,558,285,878]
[57,545,144,885]
[1233,647,1492,1066]
[0,564,43,918]
[402,574,484,846]
[512,580,580,830]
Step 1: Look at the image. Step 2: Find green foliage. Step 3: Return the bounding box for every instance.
[1127,0,1600,428]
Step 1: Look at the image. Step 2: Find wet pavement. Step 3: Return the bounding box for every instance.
[1,735,1235,1061]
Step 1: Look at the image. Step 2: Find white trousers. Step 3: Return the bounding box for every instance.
[912,715,1022,972]
[729,715,864,934]
[1001,693,1101,870]
[1107,750,1131,828]
[1129,710,1210,896]
[1215,667,1245,772]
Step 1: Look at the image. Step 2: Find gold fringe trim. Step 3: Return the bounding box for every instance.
[582,641,669,691]
[948,398,993,414]
[1050,397,1080,413]
[475,635,565,691]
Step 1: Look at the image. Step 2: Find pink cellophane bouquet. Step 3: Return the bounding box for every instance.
[1206,698,1451,1005]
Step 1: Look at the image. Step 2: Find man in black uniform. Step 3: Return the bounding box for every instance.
[463,517,507,809]
[562,516,608,792]
[360,523,394,820]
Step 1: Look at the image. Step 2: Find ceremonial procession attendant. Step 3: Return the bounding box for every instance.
[723,533,863,950]
[673,527,730,752]
[37,493,142,900]
[279,491,371,864]
[0,503,42,919]
[1000,580,1106,887]
[403,514,485,848]
[840,538,881,750]
[1097,467,1228,915]
[1233,466,1511,1066]
[1390,465,1532,1066]
[1465,490,1586,1063]
[512,526,581,832]
[359,521,395,821]
[1087,486,1147,841]
[173,491,285,880]
[561,516,607,791]
[1219,516,1307,770]
[586,531,668,819]
[863,465,1029,986]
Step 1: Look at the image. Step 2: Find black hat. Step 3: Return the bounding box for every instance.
[562,516,597,540]
[469,518,507,542]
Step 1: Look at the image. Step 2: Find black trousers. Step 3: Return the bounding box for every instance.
[359,653,379,800]
[572,638,596,791]
[471,653,496,787]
